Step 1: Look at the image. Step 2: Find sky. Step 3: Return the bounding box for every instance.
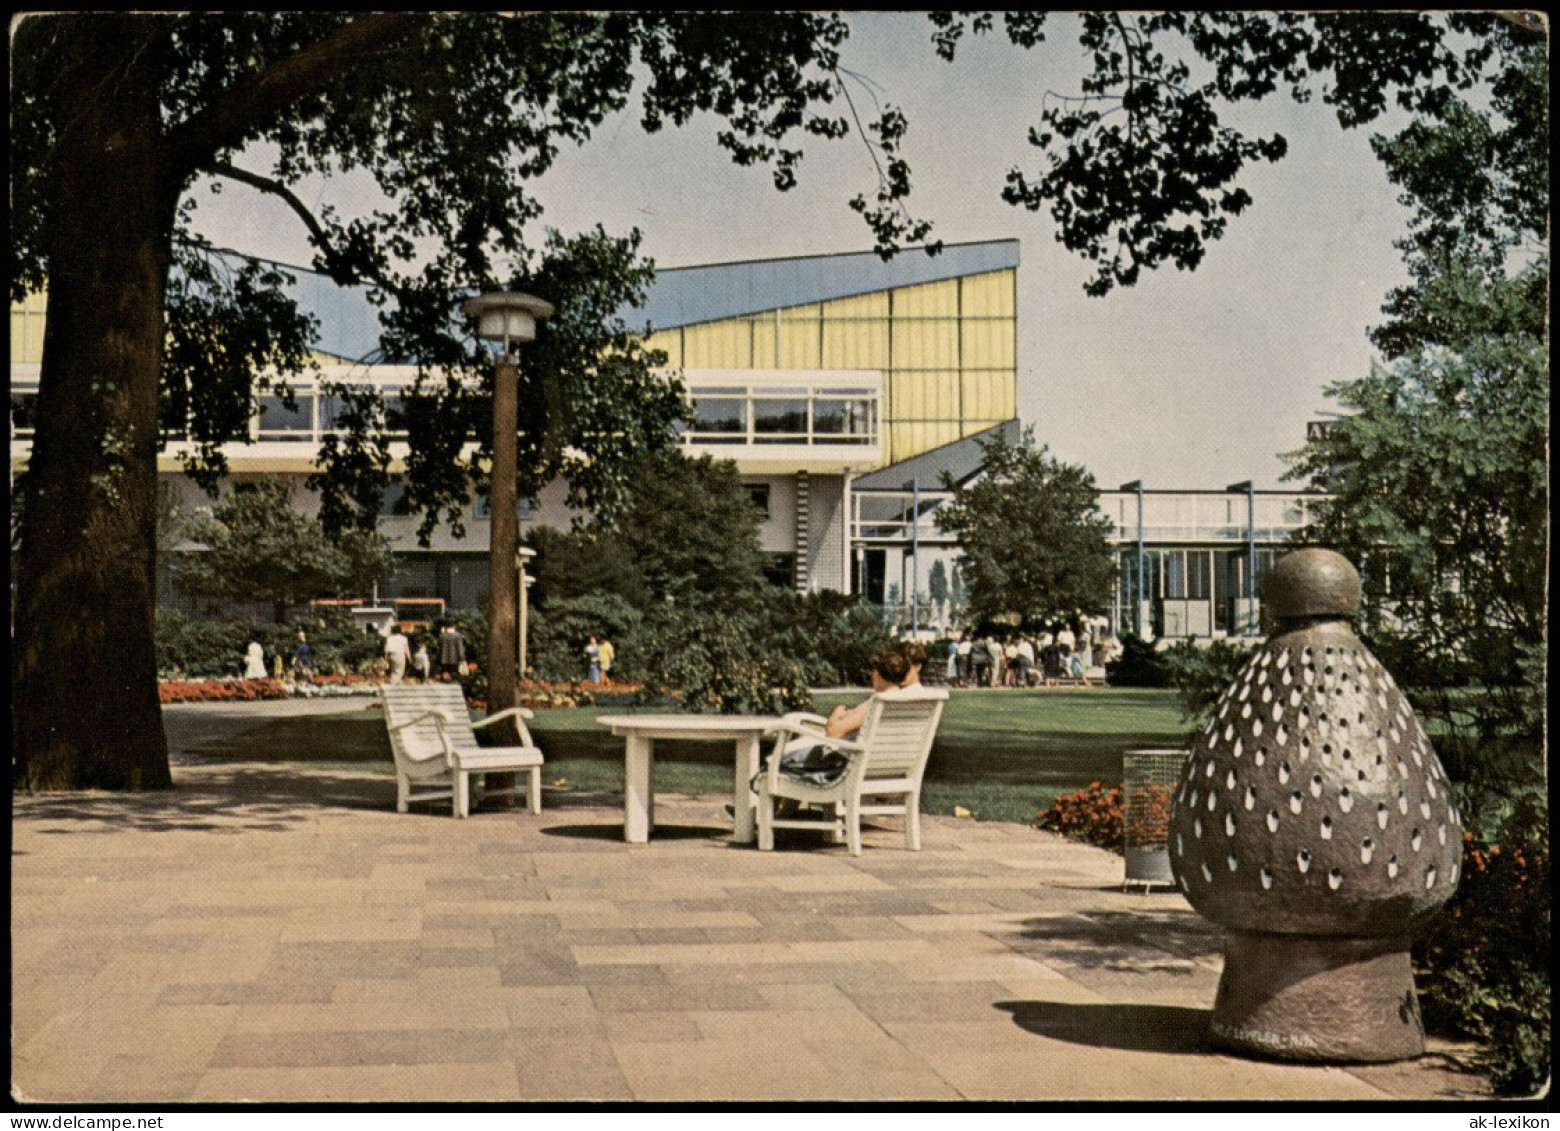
[190,12,1419,491]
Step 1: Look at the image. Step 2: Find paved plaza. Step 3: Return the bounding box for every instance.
[10,701,1489,1104]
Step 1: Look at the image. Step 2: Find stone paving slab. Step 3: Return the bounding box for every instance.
[11,737,1492,1105]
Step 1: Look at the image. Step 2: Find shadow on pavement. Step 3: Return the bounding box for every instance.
[1015,909,1224,972]
[13,765,390,835]
[995,1000,1211,1054]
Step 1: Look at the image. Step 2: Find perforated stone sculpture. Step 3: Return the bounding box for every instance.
[1169,548,1461,1061]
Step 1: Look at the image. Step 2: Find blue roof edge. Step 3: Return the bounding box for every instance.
[633,239,1020,330]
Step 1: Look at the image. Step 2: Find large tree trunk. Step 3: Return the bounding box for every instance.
[12,27,180,791]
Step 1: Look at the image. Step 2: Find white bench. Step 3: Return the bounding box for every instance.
[381,684,543,817]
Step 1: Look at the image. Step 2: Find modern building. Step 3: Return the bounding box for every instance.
[10,240,1323,640]
[11,240,1021,610]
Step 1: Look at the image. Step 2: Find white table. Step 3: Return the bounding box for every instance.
[596,714,784,843]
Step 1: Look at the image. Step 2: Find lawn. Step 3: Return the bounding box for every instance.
[180,687,1191,826]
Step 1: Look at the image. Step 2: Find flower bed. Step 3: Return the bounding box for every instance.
[1037,780,1125,850]
[157,672,621,709]
[158,678,291,704]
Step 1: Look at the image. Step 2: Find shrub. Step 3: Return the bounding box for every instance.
[633,603,811,715]
[1415,792,1550,1095]
[755,589,894,687]
[1038,781,1124,850]
[1104,633,1171,688]
[526,593,645,682]
[1160,637,1258,726]
[156,609,384,679]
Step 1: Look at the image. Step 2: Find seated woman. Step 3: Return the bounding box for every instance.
[768,646,914,788]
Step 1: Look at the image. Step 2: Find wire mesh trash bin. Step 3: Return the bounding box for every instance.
[1123,749,1182,889]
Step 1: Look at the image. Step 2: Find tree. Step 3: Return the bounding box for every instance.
[931,12,1544,295]
[1283,27,1548,818]
[937,429,1117,627]
[9,12,917,790]
[927,559,949,610]
[609,451,770,610]
[179,478,395,624]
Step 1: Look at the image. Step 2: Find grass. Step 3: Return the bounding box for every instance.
[180,687,1192,825]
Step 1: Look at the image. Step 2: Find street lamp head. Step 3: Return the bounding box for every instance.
[462,291,554,355]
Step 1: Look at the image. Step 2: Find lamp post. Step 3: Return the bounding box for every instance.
[1227,480,1256,635]
[1120,481,1145,638]
[463,291,552,744]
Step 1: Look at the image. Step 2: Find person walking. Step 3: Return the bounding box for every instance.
[243,640,267,680]
[293,630,314,683]
[597,636,616,684]
[439,623,467,676]
[1015,635,1035,687]
[384,625,412,684]
[413,641,432,681]
[585,635,601,683]
[969,636,991,687]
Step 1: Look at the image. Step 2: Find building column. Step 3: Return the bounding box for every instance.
[793,470,810,591]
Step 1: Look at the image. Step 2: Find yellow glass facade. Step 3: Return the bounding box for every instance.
[648,268,1017,466]
[11,291,47,364]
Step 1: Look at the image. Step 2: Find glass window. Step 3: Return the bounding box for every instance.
[473,492,531,520]
[812,393,874,441]
[380,484,413,517]
[747,484,771,516]
[753,392,808,442]
[762,552,796,588]
[257,393,314,440]
[381,388,409,438]
[689,390,746,440]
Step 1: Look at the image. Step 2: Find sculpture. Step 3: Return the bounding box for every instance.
[1169,548,1461,1061]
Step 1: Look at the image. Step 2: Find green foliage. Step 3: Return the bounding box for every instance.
[1102,634,1170,689]
[1038,781,1124,850]
[156,609,383,679]
[632,603,811,716]
[937,427,1116,627]
[752,589,896,688]
[1415,793,1550,1096]
[927,559,949,607]
[1158,638,1259,727]
[1282,266,1546,823]
[526,593,645,682]
[607,450,770,607]
[178,477,395,621]
[932,11,1542,296]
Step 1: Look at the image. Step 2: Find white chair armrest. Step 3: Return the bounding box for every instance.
[388,709,450,733]
[471,707,536,728]
[388,710,456,765]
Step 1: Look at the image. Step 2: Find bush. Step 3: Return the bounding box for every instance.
[755,589,894,687]
[155,609,387,680]
[1160,637,1258,726]
[1104,633,1171,688]
[632,603,811,715]
[526,593,645,682]
[1038,781,1124,850]
[1415,791,1550,1095]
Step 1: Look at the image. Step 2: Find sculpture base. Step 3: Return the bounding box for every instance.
[1211,930,1425,1062]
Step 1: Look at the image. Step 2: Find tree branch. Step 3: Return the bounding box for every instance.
[163,13,433,178]
[203,160,346,269]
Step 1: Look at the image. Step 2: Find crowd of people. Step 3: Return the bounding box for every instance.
[939,622,1116,689]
